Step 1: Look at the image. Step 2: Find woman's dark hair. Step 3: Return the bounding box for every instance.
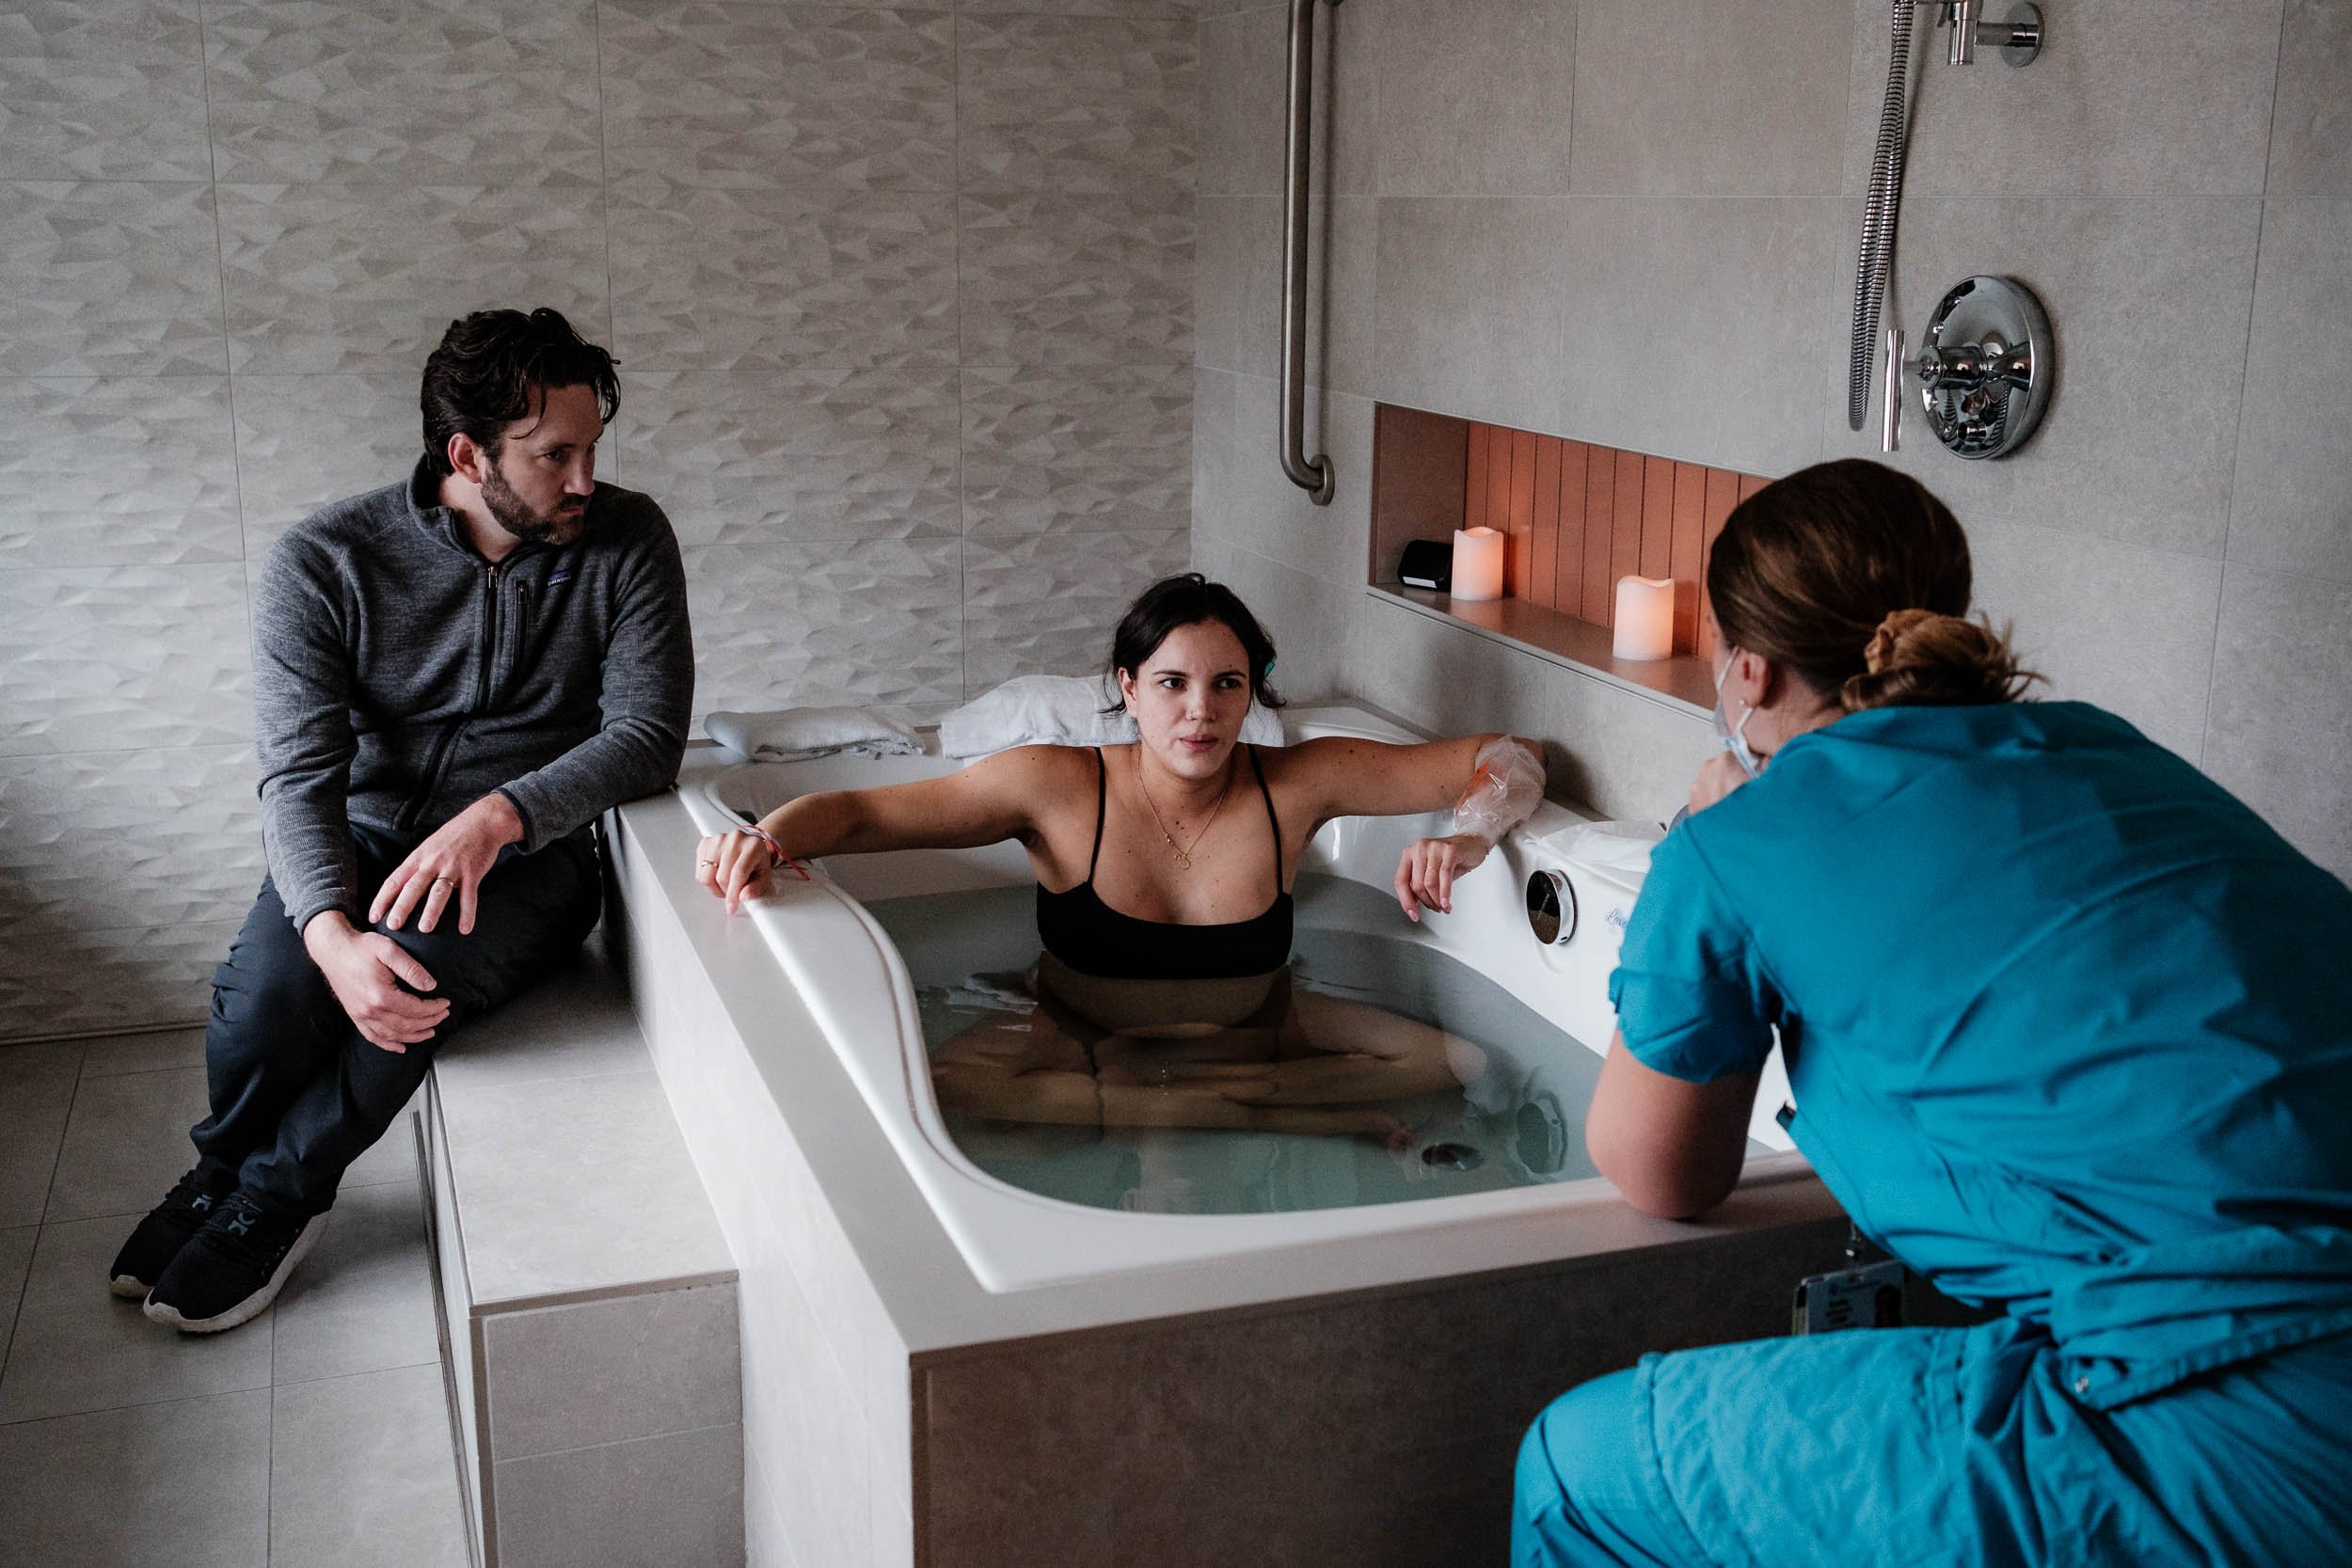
[1708,459,2038,711]
[1105,574,1284,711]
[420,308,621,478]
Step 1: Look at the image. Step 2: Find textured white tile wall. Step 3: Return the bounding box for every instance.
[1198,0,2351,882]
[0,1,1198,1037]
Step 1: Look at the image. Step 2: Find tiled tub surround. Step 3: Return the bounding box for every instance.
[0,0,1200,1041]
[1194,0,2352,880]
[612,729,1849,1567]
[421,938,744,1568]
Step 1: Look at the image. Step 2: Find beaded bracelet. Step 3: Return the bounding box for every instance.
[739,823,812,880]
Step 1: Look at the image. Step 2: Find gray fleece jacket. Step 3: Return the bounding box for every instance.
[253,458,694,932]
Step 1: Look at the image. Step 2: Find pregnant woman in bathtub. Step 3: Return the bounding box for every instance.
[692,573,1545,1141]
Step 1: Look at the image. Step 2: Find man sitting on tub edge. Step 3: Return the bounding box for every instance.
[109,306,694,1333]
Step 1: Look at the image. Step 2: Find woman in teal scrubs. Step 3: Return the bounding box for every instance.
[1514,460,2352,1567]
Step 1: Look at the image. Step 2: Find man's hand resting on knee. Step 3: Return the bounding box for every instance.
[303,913,448,1053]
[369,793,526,937]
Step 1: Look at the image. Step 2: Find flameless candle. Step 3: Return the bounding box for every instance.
[1452,527,1504,601]
[1612,575,1676,660]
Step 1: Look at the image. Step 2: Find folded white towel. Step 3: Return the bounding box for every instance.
[705,706,921,763]
[938,674,1285,759]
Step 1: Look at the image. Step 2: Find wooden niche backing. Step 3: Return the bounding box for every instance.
[1368,404,1767,683]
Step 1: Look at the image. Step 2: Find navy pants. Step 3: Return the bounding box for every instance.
[190,821,601,1215]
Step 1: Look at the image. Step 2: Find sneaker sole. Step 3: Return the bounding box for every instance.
[143,1213,325,1335]
[109,1274,155,1300]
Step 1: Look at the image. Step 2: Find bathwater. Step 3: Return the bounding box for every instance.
[868,874,1612,1215]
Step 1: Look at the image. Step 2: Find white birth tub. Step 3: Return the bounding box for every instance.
[676,704,1802,1294]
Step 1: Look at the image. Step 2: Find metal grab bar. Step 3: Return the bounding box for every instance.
[1279,0,1340,505]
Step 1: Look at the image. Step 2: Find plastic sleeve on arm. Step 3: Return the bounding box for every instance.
[496,513,694,850]
[251,537,362,933]
[1452,736,1546,845]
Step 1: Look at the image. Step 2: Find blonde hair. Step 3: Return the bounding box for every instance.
[1708,460,2038,711]
[1840,609,2039,712]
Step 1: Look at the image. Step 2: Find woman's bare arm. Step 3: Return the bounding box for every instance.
[1269,733,1547,918]
[700,745,1081,911]
[1584,1031,1760,1219]
[1277,733,1531,826]
[756,744,1063,854]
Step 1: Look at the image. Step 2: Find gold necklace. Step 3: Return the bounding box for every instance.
[1136,761,1232,871]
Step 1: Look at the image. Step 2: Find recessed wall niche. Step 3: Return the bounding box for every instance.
[1366,404,1766,711]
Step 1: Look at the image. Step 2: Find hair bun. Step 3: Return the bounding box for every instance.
[1842,610,2039,711]
[1862,609,1944,676]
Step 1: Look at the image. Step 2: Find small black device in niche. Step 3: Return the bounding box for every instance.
[1398,538,1452,592]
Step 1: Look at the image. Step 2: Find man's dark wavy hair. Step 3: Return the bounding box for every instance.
[419,307,620,479]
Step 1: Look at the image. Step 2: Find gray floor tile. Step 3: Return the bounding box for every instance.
[0,1214,273,1425]
[43,1064,208,1223]
[343,1099,423,1189]
[0,1042,83,1084]
[76,1026,205,1078]
[0,1225,34,1368]
[0,1043,79,1228]
[0,1387,271,1568]
[51,1038,413,1211]
[273,1176,437,1386]
[270,1363,468,1568]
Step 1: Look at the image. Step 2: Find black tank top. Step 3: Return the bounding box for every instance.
[1035,747,1294,981]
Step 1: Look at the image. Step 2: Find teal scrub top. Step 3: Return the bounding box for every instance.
[1610,701,2352,1408]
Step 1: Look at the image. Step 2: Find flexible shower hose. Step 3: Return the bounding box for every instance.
[1849,0,1915,432]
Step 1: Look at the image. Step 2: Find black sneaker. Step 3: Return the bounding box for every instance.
[143,1192,324,1334]
[107,1172,232,1299]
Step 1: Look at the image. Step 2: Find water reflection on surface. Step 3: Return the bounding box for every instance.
[869,877,1609,1216]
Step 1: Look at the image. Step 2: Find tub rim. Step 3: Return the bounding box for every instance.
[666,704,1817,1293]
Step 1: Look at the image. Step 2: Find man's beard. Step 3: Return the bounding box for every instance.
[481,459,586,547]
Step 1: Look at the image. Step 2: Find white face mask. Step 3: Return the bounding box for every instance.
[1712,647,1762,779]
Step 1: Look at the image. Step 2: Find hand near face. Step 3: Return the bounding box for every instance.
[1687,752,1753,818]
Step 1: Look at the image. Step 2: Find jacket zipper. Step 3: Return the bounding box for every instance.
[472,562,501,713]
[398,562,499,831]
[509,581,531,689]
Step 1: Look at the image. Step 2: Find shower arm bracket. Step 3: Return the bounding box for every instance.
[1941,1,2043,67]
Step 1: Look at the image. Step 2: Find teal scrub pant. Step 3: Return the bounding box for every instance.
[1514,1319,2352,1568]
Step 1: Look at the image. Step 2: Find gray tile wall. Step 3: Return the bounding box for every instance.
[0,0,1199,1039]
[1197,0,2351,878]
